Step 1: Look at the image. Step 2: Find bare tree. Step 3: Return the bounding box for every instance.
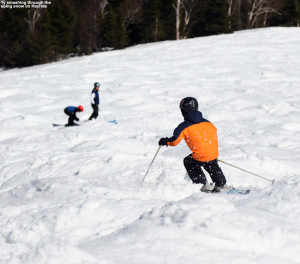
[228,0,233,21]
[227,0,243,29]
[122,0,143,28]
[99,0,109,17]
[181,0,195,38]
[24,10,41,33]
[228,0,241,28]
[262,0,273,26]
[174,0,195,40]
[247,0,280,28]
[175,0,180,40]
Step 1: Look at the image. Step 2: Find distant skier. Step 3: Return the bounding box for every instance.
[158,97,227,192]
[89,82,100,120]
[64,105,84,126]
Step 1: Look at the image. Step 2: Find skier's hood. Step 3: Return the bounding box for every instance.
[183,110,208,124]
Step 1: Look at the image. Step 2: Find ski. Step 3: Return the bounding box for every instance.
[225,189,250,195]
[201,188,250,195]
[82,119,117,124]
[52,123,80,129]
[108,119,117,124]
[53,123,66,127]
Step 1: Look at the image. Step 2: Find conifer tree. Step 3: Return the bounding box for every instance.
[140,0,164,42]
[47,0,74,57]
[280,0,300,26]
[100,5,129,49]
[0,8,28,67]
[190,0,231,37]
[0,0,299,68]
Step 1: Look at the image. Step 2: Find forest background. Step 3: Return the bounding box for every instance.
[0,0,299,68]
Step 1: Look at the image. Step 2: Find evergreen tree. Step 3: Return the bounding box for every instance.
[140,0,165,42]
[47,0,74,57]
[17,9,57,66]
[0,0,74,67]
[72,0,100,55]
[190,0,231,37]
[139,0,175,43]
[159,0,176,40]
[280,0,300,26]
[1,0,299,68]
[0,8,28,67]
[205,0,231,35]
[100,5,129,49]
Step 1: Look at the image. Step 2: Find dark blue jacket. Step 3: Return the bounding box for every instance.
[91,90,99,105]
[168,111,209,143]
[66,106,80,114]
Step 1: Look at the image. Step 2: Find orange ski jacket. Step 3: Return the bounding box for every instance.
[167,111,219,162]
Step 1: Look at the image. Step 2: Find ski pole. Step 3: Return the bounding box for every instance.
[99,109,117,124]
[99,109,109,122]
[217,158,275,184]
[141,146,162,185]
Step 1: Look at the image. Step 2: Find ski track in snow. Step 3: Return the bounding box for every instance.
[0,28,300,263]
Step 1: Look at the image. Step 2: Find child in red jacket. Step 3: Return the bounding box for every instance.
[64,105,84,126]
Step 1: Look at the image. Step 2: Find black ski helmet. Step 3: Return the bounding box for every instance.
[94,82,100,88]
[179,97,198,114]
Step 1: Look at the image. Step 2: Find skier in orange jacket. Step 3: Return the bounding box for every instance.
[158,97,227,192]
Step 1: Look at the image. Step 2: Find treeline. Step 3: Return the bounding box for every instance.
[0,0,299,68]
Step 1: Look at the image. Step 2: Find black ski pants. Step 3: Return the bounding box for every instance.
[89,104,99,120]
[64,108,76,126]
[183,154,226,187]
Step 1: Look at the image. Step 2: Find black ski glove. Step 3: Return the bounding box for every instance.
[75,117,79,121]
[159,137,169,146]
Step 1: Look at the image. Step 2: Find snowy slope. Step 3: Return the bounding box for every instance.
[0,27,300,264]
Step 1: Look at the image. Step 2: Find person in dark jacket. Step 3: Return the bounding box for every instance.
[89,82,100,120]
[64,105,84,126]
[158,97,227,192]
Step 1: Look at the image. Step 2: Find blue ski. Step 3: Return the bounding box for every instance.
[226,189,250,195]
[201,188,250,195]
[108,119,117,124]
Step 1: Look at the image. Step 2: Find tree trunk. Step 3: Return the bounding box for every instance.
[154,17,158,42]
[228,0,233,29]
[24,10,41,33]
[176,0,180,40]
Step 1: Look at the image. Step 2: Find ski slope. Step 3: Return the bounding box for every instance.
[0,27,300,264]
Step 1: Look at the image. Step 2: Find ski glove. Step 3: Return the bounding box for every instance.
[159,137,169,146]
[75,117,79,121]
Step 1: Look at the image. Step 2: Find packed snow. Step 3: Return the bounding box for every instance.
[1,27,300,264]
